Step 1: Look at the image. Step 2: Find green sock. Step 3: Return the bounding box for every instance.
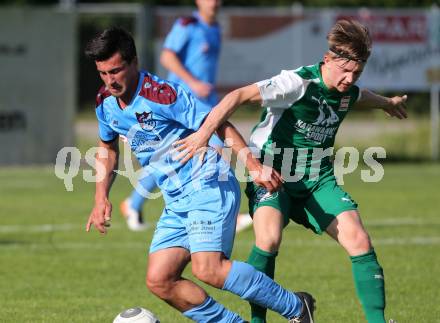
[351,249,386,323]
[247,245,278,323]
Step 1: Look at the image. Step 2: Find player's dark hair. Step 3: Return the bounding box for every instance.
[327,19,371,63]
[85,26,137,63]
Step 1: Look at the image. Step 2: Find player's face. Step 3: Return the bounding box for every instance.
[196,0,221,17]
[95,52,138,99]
[323,53,365,92]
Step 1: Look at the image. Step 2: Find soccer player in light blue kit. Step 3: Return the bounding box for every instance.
[85,27,315,322]
[120,0,225,231]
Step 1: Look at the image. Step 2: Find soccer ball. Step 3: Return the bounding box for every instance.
[113,307,160,323]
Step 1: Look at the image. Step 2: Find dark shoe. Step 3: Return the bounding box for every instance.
[288,292,315,323]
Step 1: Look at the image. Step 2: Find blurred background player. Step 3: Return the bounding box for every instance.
[118,0,256,231]
[174,19,407,323]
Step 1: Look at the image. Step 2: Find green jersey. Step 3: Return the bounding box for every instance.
[251,62,360,186]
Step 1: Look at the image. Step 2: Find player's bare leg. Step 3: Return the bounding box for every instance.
[253,206,284,253]
[147,248,310,322]
[325,210,371,255]
[147,248,247,322]
[146,247,205,311]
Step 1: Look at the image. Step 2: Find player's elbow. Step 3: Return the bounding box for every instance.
[235,84,261,105]
[159,49,174,69]
[226,88,245,107]
[159,51,167,68]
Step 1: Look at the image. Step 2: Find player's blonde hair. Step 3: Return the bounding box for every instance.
[327,19,372,63]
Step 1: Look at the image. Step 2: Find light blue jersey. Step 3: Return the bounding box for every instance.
[95,72,304,323]
[127,12,222,214]
[95,71,229,204]
[163,12,221,106]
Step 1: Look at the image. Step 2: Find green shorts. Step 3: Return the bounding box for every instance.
[245,174,358,235]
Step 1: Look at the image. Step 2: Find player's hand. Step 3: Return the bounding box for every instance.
[86,198,112,234]
[173,130,211,164]
[189,80,213,98]
[383,95,408,119]
[250,164,284,193]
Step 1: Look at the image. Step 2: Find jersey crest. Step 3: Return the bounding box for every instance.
[339,96,351,111]
[135,111,156,131]
[139,75,177,105]
[95,85,111,108]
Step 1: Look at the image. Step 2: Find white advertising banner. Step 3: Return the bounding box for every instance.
[155,7,440,92]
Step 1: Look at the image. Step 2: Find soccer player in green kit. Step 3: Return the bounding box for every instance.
[174,19,407,323]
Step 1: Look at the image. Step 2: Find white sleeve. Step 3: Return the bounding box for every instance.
[255,70,306,109]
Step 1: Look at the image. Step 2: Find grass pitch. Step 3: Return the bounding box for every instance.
[0,163,439,322]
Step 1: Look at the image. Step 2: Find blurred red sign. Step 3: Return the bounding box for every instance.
[337,14,426,43]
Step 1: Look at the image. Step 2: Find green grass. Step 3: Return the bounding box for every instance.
[0,164,439,322]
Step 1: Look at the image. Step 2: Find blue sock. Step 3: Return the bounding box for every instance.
[129,173,157,211]
[223,261,302,319]
[183,296,245,323]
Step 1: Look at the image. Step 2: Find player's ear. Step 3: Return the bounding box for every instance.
[323,52,331,64]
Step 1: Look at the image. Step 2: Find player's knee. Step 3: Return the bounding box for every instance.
[349,229,371,254]
[146,273,172,299]
[192,263,224,288]
[256,233,282,253]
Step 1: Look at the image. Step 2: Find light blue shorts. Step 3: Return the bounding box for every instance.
[149,173,241,258]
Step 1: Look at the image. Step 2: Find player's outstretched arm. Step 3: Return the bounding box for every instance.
[218,121,283,192]
[86,139,119,234]
[354,89,408,119]
[173,84,262,163]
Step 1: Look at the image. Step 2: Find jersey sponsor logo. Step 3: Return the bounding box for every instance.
[130,131,160,153]
[127,114,162,153]
[135,111,156,131]
[293,96,340,143]
[339,96,351,111]
[312,96,339,126]
[295,119,338,144]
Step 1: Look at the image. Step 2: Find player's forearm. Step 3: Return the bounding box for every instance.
[160,50,198,85]
[198,86,257,141]
[355,89,392,110]
[95,164,117,201]
[94,143,119,202]
[217,121,262,174]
